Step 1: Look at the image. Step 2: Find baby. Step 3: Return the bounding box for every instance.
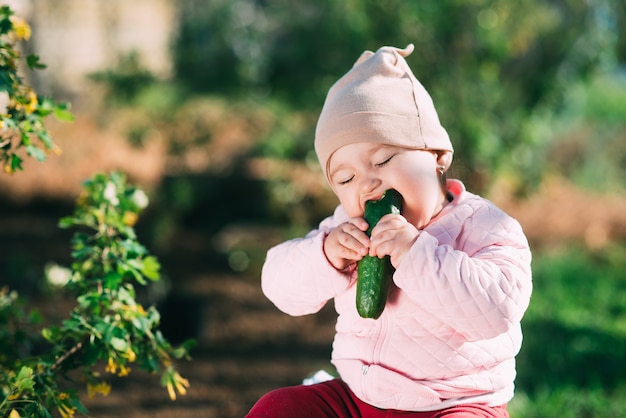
[247,44,532,418]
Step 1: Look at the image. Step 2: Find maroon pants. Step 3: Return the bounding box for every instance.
[246,379,509,418]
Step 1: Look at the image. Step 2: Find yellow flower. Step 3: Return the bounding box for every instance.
[4,164,14,174]
[9,16,31,40]
[166,372,190,401]
[175,375,190,396]
[166,381,176,401]
[123,211,138,226]
[118,365,131,377]
[105,357,117,374]
[57,392,70,400]
[87,382,111,398]
[124,346,137,362]
[58,403,76,418]
[24,90,38,114]
[8,410,21,418]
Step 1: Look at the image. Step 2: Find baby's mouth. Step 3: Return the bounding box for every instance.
[361,189,403,215]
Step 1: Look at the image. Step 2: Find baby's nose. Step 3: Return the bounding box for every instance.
[359,175,382,193]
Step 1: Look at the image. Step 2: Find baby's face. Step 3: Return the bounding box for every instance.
[327,142,447,229]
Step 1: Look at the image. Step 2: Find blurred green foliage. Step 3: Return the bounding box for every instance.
[87,0,626,282]
[172,0,625,189]
[0,6,73,174]
[511,245,626,416]
[87,0,626,254]
[89,52,157,105]
[539,71,626,192]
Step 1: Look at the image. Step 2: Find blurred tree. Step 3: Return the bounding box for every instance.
[89,52,156,104]
[173,0,623,191]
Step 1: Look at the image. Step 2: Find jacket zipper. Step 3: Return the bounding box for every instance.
[362,312,389,397]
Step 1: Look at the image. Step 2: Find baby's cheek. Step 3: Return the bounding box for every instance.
[342,203,362,219]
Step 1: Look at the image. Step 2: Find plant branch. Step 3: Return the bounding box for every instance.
[50,340,84,371]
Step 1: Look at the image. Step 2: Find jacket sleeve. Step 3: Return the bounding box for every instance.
[261,206,354,316]
[393,202,532,340]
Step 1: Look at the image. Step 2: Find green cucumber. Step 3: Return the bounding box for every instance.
[356,189,402,319]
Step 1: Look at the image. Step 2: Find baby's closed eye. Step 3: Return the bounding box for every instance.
[375,154,395,167]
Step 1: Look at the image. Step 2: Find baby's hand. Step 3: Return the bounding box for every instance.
[369,214,419,268]
[324,218,370,271]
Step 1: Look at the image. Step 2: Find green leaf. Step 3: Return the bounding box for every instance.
[96,320,112,337]
[25,144,46,162]
[0,15,12,36]
[110,336,128,353]
[37,130,54,149]
[132,316,151,335]
[41,327,55,342]
[0,71,13,91]
[141,256,160,281]
[104,272,123,289]
[14,366,35,392]
[37,97,55,114]
[71,243,94,261]
[72,397,89,415]
[143,354,160,374]
[53,105,74,122]
[146,306,161,325]
[58,216,74,228]
[171,339,196,359]
[10,154,22,172]
[26,54,47,70]
[61,317,82,332]
[121,260,147,285]
[19,122,32,136]
[119,239,147,257]
[81,342,100,366]
[130,268,147,285]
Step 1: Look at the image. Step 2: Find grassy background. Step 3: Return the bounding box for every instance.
[510,245,626,417]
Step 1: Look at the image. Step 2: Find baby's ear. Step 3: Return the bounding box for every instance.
[436,151,453,171]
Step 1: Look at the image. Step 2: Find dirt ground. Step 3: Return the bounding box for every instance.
[80,271,338,418]
[0,206,338,418]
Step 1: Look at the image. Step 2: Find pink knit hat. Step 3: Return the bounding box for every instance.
[314,44,453,181]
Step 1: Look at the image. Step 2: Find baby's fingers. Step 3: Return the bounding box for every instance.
[335,222,370,254]
[371,213,406,233]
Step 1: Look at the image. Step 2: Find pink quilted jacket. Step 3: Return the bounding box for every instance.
[261,179,532,411]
